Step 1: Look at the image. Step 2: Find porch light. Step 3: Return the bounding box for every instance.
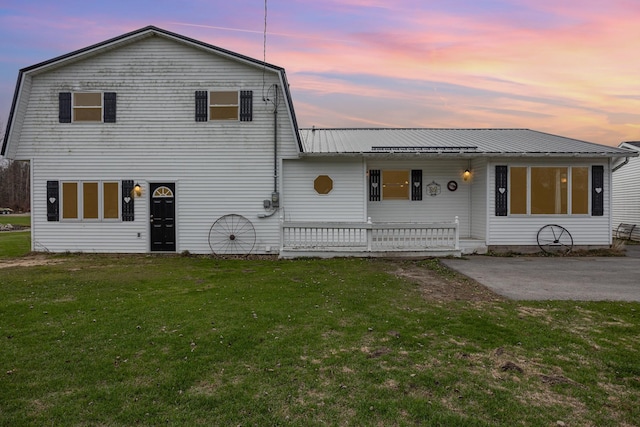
[132,183,142,197]
[463,169,471,181]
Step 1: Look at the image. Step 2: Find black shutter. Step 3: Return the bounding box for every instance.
[591,165,604,216]
[103,92,117,123]
[411,169,422,201]
[495,165,508,216]
[122,180,135,221]
[47,181,59,221]
[240,90,253,121]
[195,91,208,122]
[369,170,381,201]
[59,92,71,123]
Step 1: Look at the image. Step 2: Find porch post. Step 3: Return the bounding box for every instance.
[454,216,460,250]
[279,216,285,253]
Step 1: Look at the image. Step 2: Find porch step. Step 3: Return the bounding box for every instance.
[459,239,488,255]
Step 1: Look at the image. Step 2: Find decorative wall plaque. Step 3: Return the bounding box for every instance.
[427,181,441,197]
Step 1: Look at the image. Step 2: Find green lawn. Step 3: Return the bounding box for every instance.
[0,215,30,257]
[0,254,638,426]
[0,214,30,227]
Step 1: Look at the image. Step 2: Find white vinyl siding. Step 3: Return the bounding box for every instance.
[17,36,299,254]
[612,145,640,228]
[282,158,366,222]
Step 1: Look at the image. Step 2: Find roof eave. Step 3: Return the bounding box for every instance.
[298,151,637,158]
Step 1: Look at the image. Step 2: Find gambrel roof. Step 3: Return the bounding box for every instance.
[298,128,637,158]
[1,25,302,156]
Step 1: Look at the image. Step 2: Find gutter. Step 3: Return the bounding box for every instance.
[612,157,630,172]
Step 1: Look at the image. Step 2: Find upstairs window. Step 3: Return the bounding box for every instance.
[195,90,253,121]
[74,93,102,122]
[59,92,116,123]
[210,91,239,120]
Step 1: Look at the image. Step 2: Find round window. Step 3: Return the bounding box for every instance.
[314,175,333,194]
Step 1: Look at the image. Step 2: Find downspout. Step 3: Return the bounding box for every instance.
[273,84,278,201]
[258,84,280,219]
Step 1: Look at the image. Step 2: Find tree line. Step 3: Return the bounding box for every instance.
[0,159,30,212]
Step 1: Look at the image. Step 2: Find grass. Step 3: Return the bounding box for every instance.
[0,215,30,258]
[0,214,30,227]
[0,254,638,426]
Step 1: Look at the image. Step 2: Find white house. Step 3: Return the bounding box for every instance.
[2,26,637,257]
[612,142,640,240]
[1,26,301,255]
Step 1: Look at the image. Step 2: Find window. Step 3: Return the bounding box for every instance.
[59,92,116,123]
[383,170,410,200]
[509,167,527,214]
[83,182,99,219]
[507,166,591,215]
[531,167,567,214]
[103,182,120,219]
[571,167,589,215]
[369,169,422,201]
[195,90,253,121]
[74,93,102,122]
[314,175,333,194]
[62,182,78,219]
[210,91,239,120]
[59,181,122,220]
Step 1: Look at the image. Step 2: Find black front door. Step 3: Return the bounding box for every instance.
[150,183,176,252]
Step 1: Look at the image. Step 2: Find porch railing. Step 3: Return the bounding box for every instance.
[280,217,459,253]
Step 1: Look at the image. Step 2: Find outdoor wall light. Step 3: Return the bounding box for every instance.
[463,169,471,181]
[132,183,142,197]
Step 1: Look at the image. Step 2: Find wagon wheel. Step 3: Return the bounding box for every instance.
[208,214,256,255]
[537,224,573,255]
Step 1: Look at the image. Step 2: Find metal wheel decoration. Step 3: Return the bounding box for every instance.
[208,214,256,255]
[537,224,573,255]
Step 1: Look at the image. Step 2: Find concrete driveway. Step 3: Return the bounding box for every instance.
[441,246,640,301]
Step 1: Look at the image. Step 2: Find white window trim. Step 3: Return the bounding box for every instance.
[507,165,591,216]
[60,180,122,221]
[72,92,103,123]
[209,90,240,121]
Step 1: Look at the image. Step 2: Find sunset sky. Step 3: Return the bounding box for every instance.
[1,0,640,147]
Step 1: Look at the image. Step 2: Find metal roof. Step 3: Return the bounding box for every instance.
[299,128,636,158]
[620,141,640,149]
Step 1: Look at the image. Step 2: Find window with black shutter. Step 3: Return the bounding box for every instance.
[47,181,60,221]
[103,92,117,123]
[59,93,72,123]
[369,170,381,201]
[122,180,135,221]
[591,165,604,216]
[411,169,422,201]
[495,165,508,216]
[240,90,253,121]
[195,91,208,121]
